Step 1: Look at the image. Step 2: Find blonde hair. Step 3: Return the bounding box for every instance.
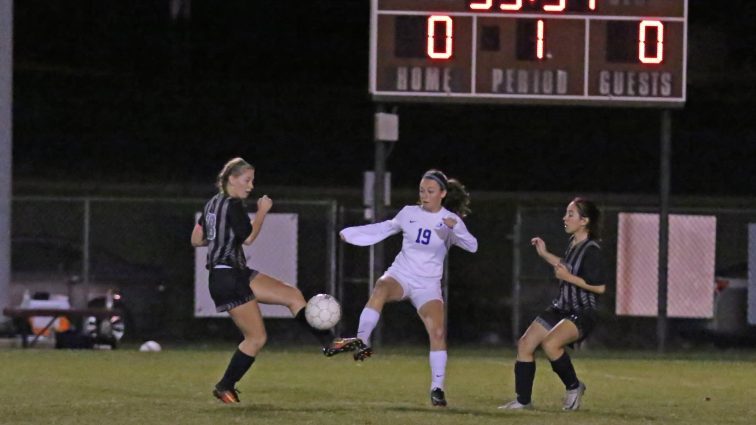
[217,157,254,196]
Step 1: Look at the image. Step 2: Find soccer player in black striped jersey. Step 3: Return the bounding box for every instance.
[499,198,605,412]
[191,157,331,404]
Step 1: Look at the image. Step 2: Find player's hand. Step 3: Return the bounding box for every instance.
[531,237,547,256]
[442,217,457,228]
[257,195,272,214]
[554,262,571,281]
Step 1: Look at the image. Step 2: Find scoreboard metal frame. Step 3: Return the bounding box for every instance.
[369,0,688,107]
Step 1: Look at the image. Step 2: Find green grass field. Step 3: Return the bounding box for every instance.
[1,344,755,425]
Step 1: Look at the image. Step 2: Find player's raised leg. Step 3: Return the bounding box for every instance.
[250,273,332,349]
[325,275,403,359]
[541,319,584,411]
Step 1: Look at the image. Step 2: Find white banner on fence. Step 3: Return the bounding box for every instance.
[749,224,756,325]
[194,213,298,318]
[616,213,716,318]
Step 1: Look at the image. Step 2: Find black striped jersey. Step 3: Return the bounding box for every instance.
[552,237,604,313]
[198,193,252,269]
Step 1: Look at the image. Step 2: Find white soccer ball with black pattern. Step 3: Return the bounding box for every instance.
[305,294,341,330]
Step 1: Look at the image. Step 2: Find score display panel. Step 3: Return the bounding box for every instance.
[369,0,687,107]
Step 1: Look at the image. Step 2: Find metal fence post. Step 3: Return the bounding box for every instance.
[0,0,13,318]
[658,109,672,353]
[511,205,522,345]
[326,200,337,298]
[81,198,91,310]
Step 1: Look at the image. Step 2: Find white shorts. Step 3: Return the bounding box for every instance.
[385,265,444,310]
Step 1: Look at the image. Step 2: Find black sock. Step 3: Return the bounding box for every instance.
[514,361,536,405]
[550,351,580,390]
[217,349,255,390]
[294,307,332,347]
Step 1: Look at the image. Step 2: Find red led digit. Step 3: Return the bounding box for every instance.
[499,0,522,11]
[427,15,453,59]
[639,20,664,64]
[537,19,545,59]
[542,0,566,12]
[589,0,596,10]
[469,0,493,10]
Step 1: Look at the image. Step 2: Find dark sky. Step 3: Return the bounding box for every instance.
[10,0,756,196]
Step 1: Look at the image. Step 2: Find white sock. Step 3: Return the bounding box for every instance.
[430,350,447,390]
[356,307,380,347]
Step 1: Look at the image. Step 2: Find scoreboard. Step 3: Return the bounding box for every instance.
[369,0,687,107]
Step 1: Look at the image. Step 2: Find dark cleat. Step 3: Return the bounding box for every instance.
[353,344,373,361]
[323,337,366,357]
[213,386,240,404]
[430,387,447,407]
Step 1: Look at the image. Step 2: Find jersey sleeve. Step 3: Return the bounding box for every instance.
[577,245,605,287]
[340,207,404,246]
[228,198,253,242]
[448,216,478,253]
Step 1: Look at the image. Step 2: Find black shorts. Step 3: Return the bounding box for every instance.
[208,267,259,313]
[534,305,597,344]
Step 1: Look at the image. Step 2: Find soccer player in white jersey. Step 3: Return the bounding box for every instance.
[324,169,478,407]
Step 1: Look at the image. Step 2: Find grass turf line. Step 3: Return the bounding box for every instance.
[0,346,755,425]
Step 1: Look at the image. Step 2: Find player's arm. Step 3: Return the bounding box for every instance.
[442,216,478,253]
[531,237,561,266]
[554,246,605,294]
[243,195,272,245]
[554,264,605,294]
[340,208,403,246]
[191,214,207,247]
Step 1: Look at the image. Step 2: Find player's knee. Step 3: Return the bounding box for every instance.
[516,336,536,357]
[429,326,446,343]
[245,333,267,352]
[516,335,531,350]
[540,339,562,358]
[371,279,393,300]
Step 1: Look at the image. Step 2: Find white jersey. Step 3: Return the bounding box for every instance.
[340,205,478,280]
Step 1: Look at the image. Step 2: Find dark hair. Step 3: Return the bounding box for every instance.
[421,169,472,218]
[217,157,254,196]
[571,197,601,239]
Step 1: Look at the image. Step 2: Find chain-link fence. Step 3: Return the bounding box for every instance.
[8,194,756,349]
[512,204,756,349]
[9,196,337,343]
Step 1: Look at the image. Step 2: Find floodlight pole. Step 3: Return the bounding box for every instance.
[657,109,672,353]
[0,0,14,320]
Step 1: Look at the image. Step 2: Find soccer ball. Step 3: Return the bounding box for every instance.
[139,340,162,352]
[305,294,341,330]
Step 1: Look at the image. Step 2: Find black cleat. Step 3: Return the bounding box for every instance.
[353,344,373,361]
[213,386,241,404]
[430,387,447,407]
[323,337,366,357]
